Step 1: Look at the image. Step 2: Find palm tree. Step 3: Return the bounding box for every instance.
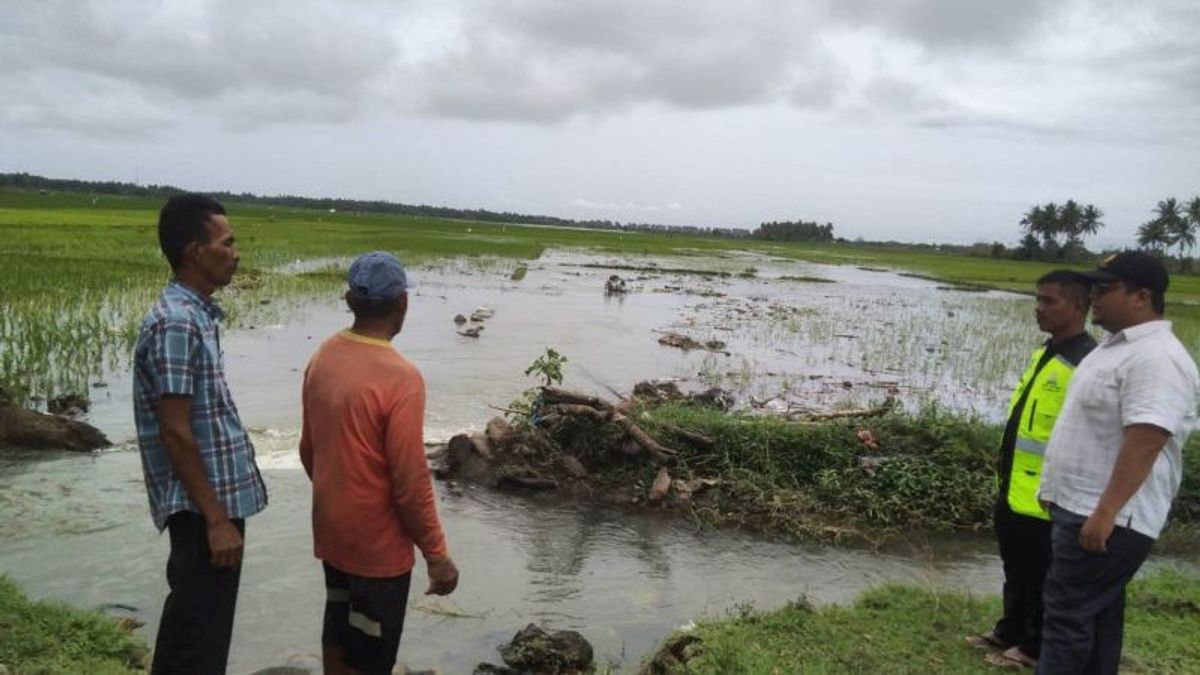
[1079,204,1104,238]
[1186,196,1200,257]
[1138,219,1170,253]
[1154,198,1190,260]
[1040,202,1061,248]
[1020,204,1045,239]
[1188,196,1200,228]
[1059,200,1083,241]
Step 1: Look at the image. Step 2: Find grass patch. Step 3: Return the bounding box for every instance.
[547,402,1200,542]
[643,568,1200,674]
[0,576,147,674]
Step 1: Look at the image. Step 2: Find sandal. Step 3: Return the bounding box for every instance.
[984,647,1037,668]
[965,633,1006,650]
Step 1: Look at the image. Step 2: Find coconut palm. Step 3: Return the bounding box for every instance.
[1059,200,1083,240]
[1040,202,1061,248]
[1138,218,1171,254]
[1182,196,1200,268]
[1020,204,1046,240]
[1152,198,1190,260]
[1079,204,1104,237]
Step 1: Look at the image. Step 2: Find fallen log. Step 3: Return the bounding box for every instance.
[541,387,616,413]
[787,396,897,421]
[613,414,677,462]
[542,403,612,422]
[660,423,715,449]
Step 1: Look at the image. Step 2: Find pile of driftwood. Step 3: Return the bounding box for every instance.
[535,386,678,463]
[434,382,731,504]
[433,381,899,506]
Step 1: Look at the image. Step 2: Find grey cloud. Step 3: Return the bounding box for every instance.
[860,76,949,115]
[413,1,833,121]
[831,0,1060,51]
[1,0,403,134]
[2,0,1197,141]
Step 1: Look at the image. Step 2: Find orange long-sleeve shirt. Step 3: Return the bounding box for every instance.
[299,330,448,577]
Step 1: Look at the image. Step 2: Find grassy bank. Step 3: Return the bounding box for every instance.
[642,568,1200,674]
[0,576,146,674]
[544,401,1199,543]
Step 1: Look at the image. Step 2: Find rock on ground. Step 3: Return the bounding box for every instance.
[486,623,594,673]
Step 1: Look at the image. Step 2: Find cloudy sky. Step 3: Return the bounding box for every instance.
[3,1,1198,245]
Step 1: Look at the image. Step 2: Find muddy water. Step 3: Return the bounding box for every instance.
[0,251,1140,672]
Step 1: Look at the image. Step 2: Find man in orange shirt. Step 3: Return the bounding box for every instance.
[300,251,459,675]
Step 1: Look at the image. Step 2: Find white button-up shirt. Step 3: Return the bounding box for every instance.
[1039,320,1199,538]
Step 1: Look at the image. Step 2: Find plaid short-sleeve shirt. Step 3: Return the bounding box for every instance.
[133,280,267,531]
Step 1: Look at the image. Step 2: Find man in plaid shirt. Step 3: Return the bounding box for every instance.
[134,194,267,675]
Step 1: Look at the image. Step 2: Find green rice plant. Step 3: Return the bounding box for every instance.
[0,575,148,674]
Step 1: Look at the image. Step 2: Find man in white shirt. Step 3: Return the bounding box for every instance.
[1037,251,1199,675]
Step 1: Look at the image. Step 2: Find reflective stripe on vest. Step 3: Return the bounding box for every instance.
[1005,347,1077,520]
[1014,437,1047,457]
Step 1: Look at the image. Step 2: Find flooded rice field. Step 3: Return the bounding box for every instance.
[0,250,1160,673]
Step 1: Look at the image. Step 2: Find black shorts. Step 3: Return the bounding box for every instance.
[321,562,412,675]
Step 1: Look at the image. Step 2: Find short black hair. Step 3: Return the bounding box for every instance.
[1119,280,1166,315]
[345,288,405,320]
[158,194,226,269]
[1038,269,1091,311]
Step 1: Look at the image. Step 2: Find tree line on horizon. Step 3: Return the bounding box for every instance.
[752,219,836,242]
[1011,196,1200,267]
[4,171,851,243]
[0,172,754,239]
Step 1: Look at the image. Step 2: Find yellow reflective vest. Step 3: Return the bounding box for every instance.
[1003,345,1081,520]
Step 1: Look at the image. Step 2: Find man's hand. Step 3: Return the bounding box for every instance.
[425,556,459,596]
[1079,509,1115,554]
[207,518,244,568]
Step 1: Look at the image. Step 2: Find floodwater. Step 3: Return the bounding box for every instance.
[0,251,1182,673]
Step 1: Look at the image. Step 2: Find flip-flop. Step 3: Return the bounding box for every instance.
[984,647,1037,669]
[965,633,1006,650]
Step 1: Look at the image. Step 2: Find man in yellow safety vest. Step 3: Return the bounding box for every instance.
[969,270,1096,668]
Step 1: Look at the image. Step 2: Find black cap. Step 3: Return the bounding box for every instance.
[1080,251,1168,294]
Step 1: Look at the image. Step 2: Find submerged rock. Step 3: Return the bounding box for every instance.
[497,623,594,673]
[446,433,497,487]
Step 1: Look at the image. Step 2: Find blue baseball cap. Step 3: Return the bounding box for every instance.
[347,251,411,300]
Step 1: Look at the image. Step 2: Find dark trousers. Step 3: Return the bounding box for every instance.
[151,511,245,675]
[993,499,1052,657]
[1036,505,1154,675]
